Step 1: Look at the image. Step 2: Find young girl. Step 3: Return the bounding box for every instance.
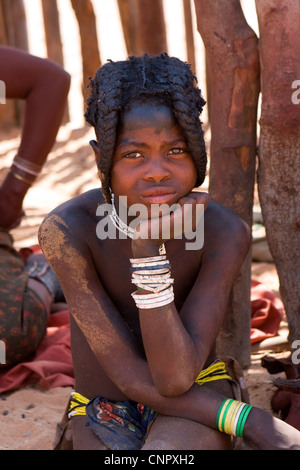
[39,54,300,450]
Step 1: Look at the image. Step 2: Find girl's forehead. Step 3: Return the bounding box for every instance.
[119,101,177,133]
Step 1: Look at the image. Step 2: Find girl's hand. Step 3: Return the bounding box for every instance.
[132,191,210,257]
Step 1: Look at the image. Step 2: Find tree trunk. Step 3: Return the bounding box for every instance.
[0,0,28,127]
[134,0,168,55]
[0,1,16,127]
[70,0,101,102]
[41,0,69,123]
[0,2,8,45]
[117,0,139,56]
[2,0,28,51]
[41,0,64,66]
[194,0,260,367]
[255,0,300,345]
[183,0,196,74]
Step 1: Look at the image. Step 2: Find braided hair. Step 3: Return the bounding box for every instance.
[85,53,207,202]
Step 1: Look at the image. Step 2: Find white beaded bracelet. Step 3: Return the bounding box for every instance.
[130,260,170,269]
[132,272,172,281]
[135,297,174,309]
[132,288,174,309]
[132,286,173,300]
[129,255,167,264]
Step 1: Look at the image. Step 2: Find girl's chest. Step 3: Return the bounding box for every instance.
[92,238,202,331]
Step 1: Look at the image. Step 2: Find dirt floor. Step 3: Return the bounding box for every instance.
[0,125,294,450]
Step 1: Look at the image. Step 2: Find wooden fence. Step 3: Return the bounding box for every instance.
[0,0,206,127]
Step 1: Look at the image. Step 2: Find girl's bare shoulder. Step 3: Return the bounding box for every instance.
[203,199,251,253]
[38,189,104,252]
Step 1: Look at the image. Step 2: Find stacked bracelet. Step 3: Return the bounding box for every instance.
[9,170,34,186]
[130,254,174,309]
[131,287,174,309]
[10,154,42,186]
[216,399,253,437]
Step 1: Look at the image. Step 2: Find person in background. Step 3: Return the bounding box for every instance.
[0,46,70,367]
[0,45,70,230]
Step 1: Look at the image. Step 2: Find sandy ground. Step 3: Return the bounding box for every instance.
[0,125,293,450]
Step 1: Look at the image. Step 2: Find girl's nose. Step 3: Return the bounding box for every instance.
[143,159,171,183]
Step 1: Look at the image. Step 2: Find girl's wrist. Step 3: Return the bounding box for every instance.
[131,238,161,258]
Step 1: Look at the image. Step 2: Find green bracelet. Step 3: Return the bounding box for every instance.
[236,404,253,437]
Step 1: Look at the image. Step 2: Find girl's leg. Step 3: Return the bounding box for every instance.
[142,414,232,450]
[142,379,234,450]
[72,416,107,450]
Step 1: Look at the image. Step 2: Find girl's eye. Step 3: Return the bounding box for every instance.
[123,152,142,159]
[169,148,185,155]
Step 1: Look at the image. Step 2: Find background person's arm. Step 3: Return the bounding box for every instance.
[0,46,70,229]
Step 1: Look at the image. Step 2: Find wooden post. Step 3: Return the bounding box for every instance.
[2,0,28,51]
[255,0,300,345]
[70,0,101,103]
[0,0,28,127]
[194,0,260,367]
[183,0,196,74]
[0,2,16,127]
[117,0,139,56]
[41,0,64,66]
[41,0,69,122]
[134,0,168,55]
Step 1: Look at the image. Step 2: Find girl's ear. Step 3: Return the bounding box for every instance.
[89,140,100,164]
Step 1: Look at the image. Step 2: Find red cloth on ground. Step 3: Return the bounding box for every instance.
[250,280,284,344]
[0,309,74,393]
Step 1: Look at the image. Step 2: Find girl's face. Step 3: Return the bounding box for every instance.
[110,102,197,211]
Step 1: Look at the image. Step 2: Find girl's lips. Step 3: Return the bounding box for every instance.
[140,192,177,204]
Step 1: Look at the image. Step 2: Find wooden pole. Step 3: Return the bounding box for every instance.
[41,0,69,122]
[255,0,300,346]
[194,0,260,367]
[134,0,168,55]
[117,0,139,56]
[183,0,196,74]
[70,0,101,104]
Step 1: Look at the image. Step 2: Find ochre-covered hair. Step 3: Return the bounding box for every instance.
[85,53,207,202]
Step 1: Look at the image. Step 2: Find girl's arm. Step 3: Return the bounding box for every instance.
[132,195,251,396]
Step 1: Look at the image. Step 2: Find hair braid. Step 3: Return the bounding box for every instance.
[161,55,207,187]
[85,61,125,201]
